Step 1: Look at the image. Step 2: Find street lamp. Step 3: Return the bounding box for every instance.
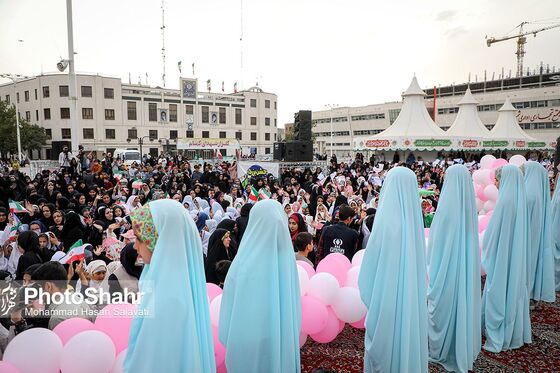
[0,73,30,163]
[325,104,339,159]
[127,135,153,160]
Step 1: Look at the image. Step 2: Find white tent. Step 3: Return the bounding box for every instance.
[354,76,453,151]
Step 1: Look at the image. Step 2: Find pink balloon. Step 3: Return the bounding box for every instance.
[300,295,328,335]
[345,266,360,288]
[326,253,352,271]
[478,215,491,233]
[210,294,222,327]
[350,316,365,329]
[53,317,95,345]
[424,228,430,238]
[480,154,496,169]
[317,256,347,286]
[4,328,63,373]
[491,158,508,169]
[299,332,308,347]
[61,331,116,373]
[297,261,315,278]
[110,348,127,373]
[483,200,496,212]
[206,283,223,302]
[212,325,226,367]
[483,184,499,202]
[309,307,340,344]
[217,362,228,373]
[351,249,365,267]
[0,361,22,373]
[338,319,345,334]
[95,303,135,354]
[476,184,488,202]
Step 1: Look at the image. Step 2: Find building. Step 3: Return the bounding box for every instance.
[310,72,560,156]
[0,73,279,159]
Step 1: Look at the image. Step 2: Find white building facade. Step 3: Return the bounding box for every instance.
[0,73,278,159]
[311,73,560,156]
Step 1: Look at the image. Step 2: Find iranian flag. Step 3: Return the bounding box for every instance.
[9,200,27,214]
[258,188,271,200]
[58,240,87,264]
[249,186,259,202]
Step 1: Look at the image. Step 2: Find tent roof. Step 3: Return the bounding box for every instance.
[446,88,492,138]
[491,97,535,141]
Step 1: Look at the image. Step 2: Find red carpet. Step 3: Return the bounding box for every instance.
[301,294,560,372]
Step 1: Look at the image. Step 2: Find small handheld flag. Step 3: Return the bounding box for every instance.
[58,240,87,264]
[8,200,27,214]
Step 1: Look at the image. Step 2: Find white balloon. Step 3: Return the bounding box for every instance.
[307,272,340,305]
[111,348,128,373]
[483,184,499,202]
[483,200,496,212]
[480,155,496,170]
[297,265,310,296]
[476,199,484,211]
[351,249,365,267]
[509,154,527,167]
[299,332,308,347]
[331,287,367,323]
[345,266,360,288]
[4,328,63,373]
[210,294,222,327]
[61,330,116,373]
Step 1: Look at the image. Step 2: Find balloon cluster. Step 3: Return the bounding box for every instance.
[1,303,134,373]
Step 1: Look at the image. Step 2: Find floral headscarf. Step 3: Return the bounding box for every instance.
[131,204,159,252]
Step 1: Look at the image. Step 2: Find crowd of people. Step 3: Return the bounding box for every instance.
[0,147,558,372]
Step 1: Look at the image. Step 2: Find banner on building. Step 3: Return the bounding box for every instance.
[237,161,280,180]
[186,114,194,129]
[177,138,240,151]
[159,108,169,123]
[210,111,219,125]
[181,78,197,99]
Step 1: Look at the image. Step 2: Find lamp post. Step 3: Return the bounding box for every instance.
[0,73,29,162]
[127,135,153,161]
[325,104,339,158]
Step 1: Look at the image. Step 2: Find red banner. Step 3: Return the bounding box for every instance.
[365,139,390,148]
[462,140,479,148]
[515,140,526,148]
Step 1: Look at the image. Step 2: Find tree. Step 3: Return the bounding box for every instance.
[0,100,47,157]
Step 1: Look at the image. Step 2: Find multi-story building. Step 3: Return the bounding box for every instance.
[310,72,560,156]
[0,73,278,159]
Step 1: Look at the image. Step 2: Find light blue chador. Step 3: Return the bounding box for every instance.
[552,176,560,291]
[482,165,531,352]
[124,199,215,373]
[358,167,428,373]
[219,199,301,373]
[427,165,481,372]
[523,161,555,302]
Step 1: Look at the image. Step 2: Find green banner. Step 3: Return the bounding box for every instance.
[413,139,452,147]
[482,140,509,147]
[527,142,546,148]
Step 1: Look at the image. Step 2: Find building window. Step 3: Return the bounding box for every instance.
[149,130,158,140]
[82,108,94,119]
[44,108,51,120]
[274,101,277,110]
[251,132,257,141]
[35,110,39,121]
[265,147,270,154]
[250,99,256,108]
[24,91,29,102]
[265,117,270,126]
[104,88,114,99]
[16,92,19,103]
[5,95,9,104]
[170,130,178,139]
[219,107,226,124]
[60,108,70,119]
[235,108,242,125]
[219,131,226,139]
[128,129,137,139]
[265,133,270,141]
[274,133,277,141]
[202,106,209,123]
[61,128,71,139]
[25,111,30,121]
[105,109,115,120]
[169,104,177,122]
[235,131,242,140]
[127,101,137,120]
[83,128,94,139]
[250,117,257,125]
[45,129,52,140]
[81,86,93,97]
[34,89,38,100]
[43,86,50,98]
[265,100,270,109]
[59,85,69,97]
[148,103,157,122]
[186,130,194,138]
[274,118,277,127]
[202,131,209,138]
[185,104,194,114]
[105,129,116,139]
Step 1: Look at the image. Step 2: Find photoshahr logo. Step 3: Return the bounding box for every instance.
[329,238,345,254]
[0,282,19,317]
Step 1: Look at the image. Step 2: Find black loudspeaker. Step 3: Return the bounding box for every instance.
[273,142,285,161]
[284,141,313,162]
[50,141,72,160]
[293,110,312,141]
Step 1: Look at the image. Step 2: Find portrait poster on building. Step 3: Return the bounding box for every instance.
[181,78,197,99]
[210,111,218,126]
[159,108,169,123]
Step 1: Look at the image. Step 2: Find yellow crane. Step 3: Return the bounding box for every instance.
[486,20,560,78]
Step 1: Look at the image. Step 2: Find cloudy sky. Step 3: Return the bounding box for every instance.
[1,0,559,127]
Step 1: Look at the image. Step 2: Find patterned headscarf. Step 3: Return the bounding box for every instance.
[131,204,159,252]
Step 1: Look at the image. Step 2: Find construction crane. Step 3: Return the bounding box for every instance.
[486,20,560,78]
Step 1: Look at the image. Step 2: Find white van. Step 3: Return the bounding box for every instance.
[114,149,141,165]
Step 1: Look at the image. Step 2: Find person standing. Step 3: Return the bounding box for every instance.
[58,146,74,173]
[358,167,428,373]
[316,204,358,263]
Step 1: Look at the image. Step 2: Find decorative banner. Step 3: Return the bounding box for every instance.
[181,78,197,99]
[365,139,390,148]
[528,141,547,148]
[413,139,452,147]
[482,140,509,147]
[515,140,527,148]
[210,111,219,126]
[177,138,240,151]
[461,140,479,148]
[237,161,280,180]
[516,108,560,123]
[159,108,169,123]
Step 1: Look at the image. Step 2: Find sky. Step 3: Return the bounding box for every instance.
[0,0,559,128]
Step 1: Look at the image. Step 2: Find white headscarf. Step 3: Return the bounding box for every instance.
[86,260,109,291]
[126,195,142,214]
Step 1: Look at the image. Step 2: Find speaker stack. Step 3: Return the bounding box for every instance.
[277,110,313,162]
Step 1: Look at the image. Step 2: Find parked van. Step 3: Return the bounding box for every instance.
[114,149,141,165]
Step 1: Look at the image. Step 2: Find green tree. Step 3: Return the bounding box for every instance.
[0,100,47,156]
